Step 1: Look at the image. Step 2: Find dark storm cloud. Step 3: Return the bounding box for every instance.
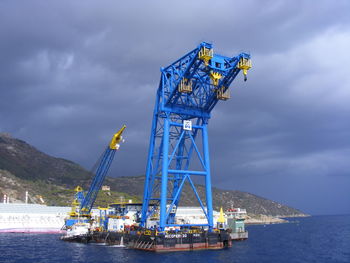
[1,0,350,214]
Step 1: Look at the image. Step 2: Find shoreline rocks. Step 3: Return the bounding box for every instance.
[245,214,309,225]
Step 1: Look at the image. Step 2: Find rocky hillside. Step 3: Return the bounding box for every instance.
[107,176,305,216]
[0,133,139,207]
[0,133,307,217]
[0,133,91,187]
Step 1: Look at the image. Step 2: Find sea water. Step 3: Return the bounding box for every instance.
[0,215,349,263]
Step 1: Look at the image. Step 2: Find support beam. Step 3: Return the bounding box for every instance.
[159,117,170,230]
[202,124,214,230]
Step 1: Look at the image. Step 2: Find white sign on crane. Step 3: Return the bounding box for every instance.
[183,120,192,131]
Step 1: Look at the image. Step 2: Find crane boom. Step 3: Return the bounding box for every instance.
[79,125,126,215]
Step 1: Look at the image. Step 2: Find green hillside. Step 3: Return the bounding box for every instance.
[0,133,306,217]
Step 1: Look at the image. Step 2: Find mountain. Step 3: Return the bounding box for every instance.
[0,133,91,187]
[0,133,306,217]
[106,176,304,216]
[0,133,138,206]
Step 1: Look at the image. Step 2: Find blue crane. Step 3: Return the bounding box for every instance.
[66,125,126,226]
[140,42,251,231]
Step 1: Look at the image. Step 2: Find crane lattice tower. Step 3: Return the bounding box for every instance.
[140,42,251,231]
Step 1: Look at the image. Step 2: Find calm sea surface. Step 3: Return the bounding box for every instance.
[0,215,349,263]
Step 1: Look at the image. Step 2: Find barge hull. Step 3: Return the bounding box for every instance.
[88,230,232,252]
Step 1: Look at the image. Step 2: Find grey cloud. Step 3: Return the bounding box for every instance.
[1,0,350,215]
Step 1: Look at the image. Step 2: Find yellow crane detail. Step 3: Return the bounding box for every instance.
[109,125,126,150]
[237,58,252,81]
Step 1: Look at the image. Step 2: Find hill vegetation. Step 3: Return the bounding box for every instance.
[0,133,306,217]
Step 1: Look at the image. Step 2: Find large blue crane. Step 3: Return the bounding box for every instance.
[66,125,126,226]
[140,42,251,231]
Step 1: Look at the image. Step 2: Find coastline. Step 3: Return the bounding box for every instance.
[245,214,309,225]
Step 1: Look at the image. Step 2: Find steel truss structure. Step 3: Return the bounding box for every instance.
[140,42,251,231]
[79,125,126,215]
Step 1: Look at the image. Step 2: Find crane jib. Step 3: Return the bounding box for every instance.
[70,125,126,219]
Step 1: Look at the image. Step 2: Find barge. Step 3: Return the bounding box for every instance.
[61,203,245,251]
[62,228,232,252]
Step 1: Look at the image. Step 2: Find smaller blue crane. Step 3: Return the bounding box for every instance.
[65,125,126,227]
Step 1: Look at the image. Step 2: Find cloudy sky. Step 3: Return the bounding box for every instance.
[1,0,349,215]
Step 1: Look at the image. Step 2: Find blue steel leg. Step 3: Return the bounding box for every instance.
[159,117,170,230]
[169,130,185,223]
[141,95,160,227]
[202,123,214,230]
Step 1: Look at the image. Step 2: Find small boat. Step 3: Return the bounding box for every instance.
[60,223,91,243]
